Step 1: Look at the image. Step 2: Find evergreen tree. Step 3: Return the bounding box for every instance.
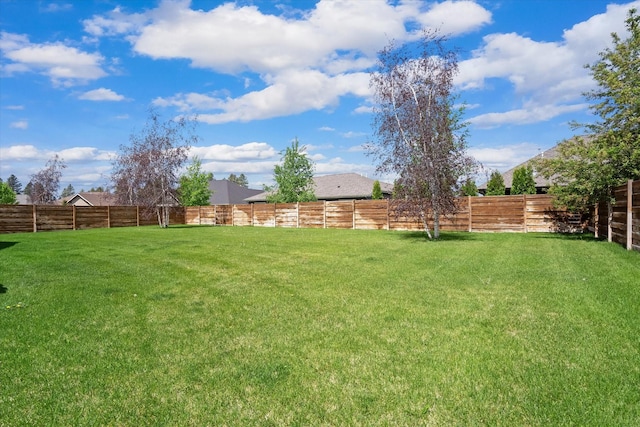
[460,178,478,196]
[7,174,22,194]
[511,165,536,195]
[485,171,505,196]
[61,184,75,198]
[371,180,383,199]
[228,173,249,188]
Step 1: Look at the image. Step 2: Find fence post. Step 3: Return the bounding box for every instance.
[608,201,612,243]
[594,204,599,238]
[387,199,390,230]
[468,196,472,232]
[297,202,300,228]
[107,206,111,228]
[72,205,77,230]
[627,179,633,250]
[32,204,37,233]
[352,200,356,230]
[136,206,140,227]
[523,195,528,233]
[323,201,327,229]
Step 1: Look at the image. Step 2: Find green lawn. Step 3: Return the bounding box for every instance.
[1,226,639,426]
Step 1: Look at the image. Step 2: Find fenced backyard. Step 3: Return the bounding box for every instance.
[1,180,638,251]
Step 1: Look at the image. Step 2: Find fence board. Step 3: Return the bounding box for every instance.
[253,204,275,227]
[75,206,109,229]
[354,200,388,230]
[232,205,251,226]
[299,202,325,228]
[275,203,298,228]
[0,205,34,233]
[326,201,354,229]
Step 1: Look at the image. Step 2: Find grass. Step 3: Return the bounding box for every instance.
[1,226,639,426]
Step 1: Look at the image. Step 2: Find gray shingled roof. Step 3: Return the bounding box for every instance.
[63,192,118,206]
[209,179,262,205]
[244,173,393,203]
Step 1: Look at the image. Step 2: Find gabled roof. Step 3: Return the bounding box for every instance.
[63,192,117,206]
[209,179,262,205]
[244,173,393,203]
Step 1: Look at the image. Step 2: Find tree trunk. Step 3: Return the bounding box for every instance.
[433,209,440,239]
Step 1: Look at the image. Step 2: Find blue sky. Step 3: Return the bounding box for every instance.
[1,0,637,192]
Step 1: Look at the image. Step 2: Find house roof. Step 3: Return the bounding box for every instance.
[63,192,118,206]
[209,179,262,205]
[478,144,561,191]
[244,173,393,202]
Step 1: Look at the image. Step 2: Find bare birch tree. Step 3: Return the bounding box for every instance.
[111,109,198,227]
[30,155,66,204]
[369,31,475,239]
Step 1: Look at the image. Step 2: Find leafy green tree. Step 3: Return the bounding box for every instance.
[511,165,536,195]
[228,173,249,188]
[61,184,75,198]
[6,174,22,194]
[266,138,316,203]
[536,8,640,211]
[0,181,17,204]
[371,180,383,199]
[179,157,213,206]
[485,171,505,196]
[460,178,478,196]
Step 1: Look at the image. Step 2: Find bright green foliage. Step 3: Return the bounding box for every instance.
[0,181,17,204]
[179,157,213,206]
[536,9,640,211]
[511,165,536,195]
[228,173,249,188]
[485,171,505,196]
[371,180,383,199]
[266,138,316,203]
[460,178,478,196]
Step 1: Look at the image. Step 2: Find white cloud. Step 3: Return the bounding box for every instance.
[84,0,492,122]
[469,103,588,129]
[0,31,106,86]
[456,1,639,127]
[469,143,541,171]
[41,3,73,13]
[5,105,24,110]
[318,126,335,132]
[415,1,492,35]
[0,144,42,160]
[10,120,28,130]
[79,88,126,101]
[340,131,367,138]
[189,142,277,161]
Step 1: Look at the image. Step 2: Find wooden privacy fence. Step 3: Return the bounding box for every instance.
[184,194,575,233]
[1,195,569,234]
[593,180,640,251]
[0,205,184,233]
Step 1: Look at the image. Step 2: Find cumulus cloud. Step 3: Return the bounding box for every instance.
[457,1,639,127]
[189,142,278,161]
[0,31,106,86]
[78,88,126,101]
[83,0,492,123]
[0,144,42,160]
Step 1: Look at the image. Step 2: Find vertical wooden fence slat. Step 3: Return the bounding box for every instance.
[33,205,37,232]
[627,179,633,250]
[468,196,472,232]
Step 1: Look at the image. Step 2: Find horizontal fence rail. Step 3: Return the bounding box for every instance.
[0,193,609,239]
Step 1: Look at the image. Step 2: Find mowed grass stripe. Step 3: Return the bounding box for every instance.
[1,227,639,425]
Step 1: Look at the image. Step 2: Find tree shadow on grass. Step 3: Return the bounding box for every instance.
[397,231,481,242]
[0,242,18,251]
[0,285,7,294]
